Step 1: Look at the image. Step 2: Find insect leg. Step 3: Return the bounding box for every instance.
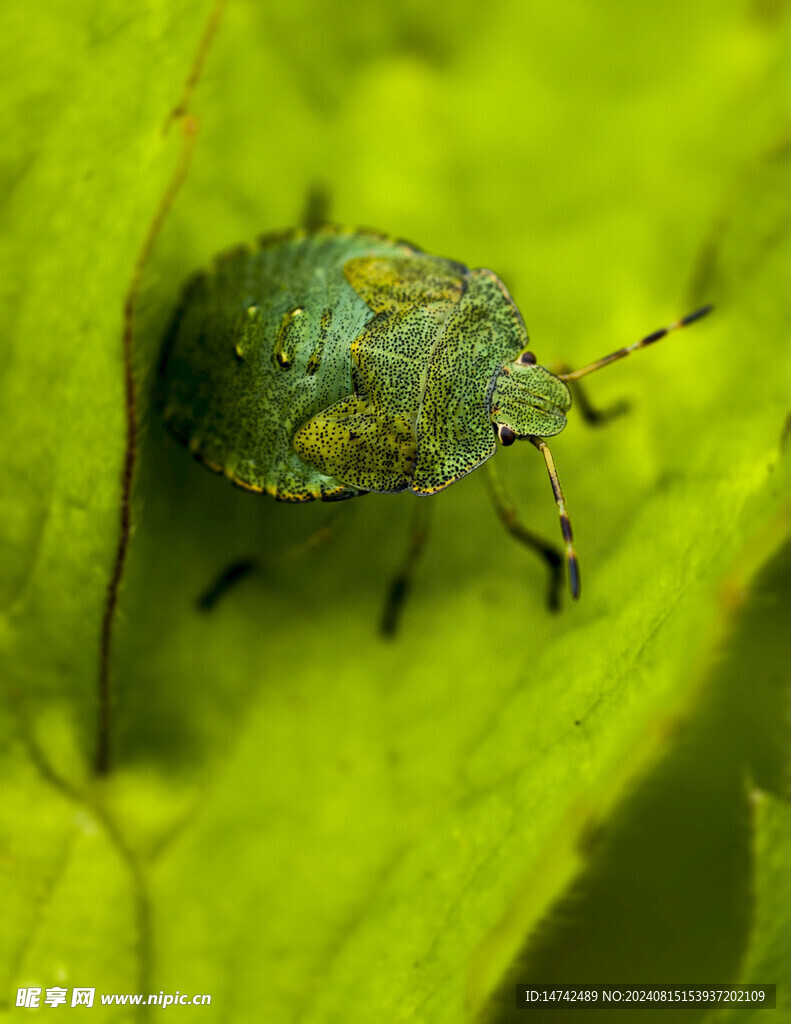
[555,363,629,427]
[197,518,337,611]
[302,183,331,231]
[482,460,564,611]
[380,499,432,638]
[198,559,257,610]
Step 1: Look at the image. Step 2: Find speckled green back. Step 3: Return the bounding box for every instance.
[159,227,419,500]
[158,226,529,501]
[412,268,529,493]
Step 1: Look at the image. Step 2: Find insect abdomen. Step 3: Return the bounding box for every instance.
[159,228,420,501]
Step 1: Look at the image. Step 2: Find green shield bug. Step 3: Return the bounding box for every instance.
[158,224,711,627]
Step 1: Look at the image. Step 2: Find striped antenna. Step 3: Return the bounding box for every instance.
[560,305,713,382]
[530,438,580,599]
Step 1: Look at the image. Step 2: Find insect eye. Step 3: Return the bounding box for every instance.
[498,425,516,446]
[518,351,537,366]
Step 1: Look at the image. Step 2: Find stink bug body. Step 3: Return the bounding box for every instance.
[158,224,711,615]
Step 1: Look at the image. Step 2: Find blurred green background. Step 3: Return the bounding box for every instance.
[1,0,789,1021]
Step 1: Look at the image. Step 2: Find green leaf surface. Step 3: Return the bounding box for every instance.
[715,541,791,1024]
[1,1,789,1021]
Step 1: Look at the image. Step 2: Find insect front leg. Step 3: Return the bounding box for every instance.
[554,306,713,426]
[482,460,564,611]
[380,498,432,638]
[554,363,629,427]
[197,517,337,612]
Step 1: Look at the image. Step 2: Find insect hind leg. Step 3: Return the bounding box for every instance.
[380,499,432,638]
[483,460,564,611]
[197,518,337,612]
[198,558,257,610]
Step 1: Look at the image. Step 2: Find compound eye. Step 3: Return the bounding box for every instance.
[518,350,537,366]
[498,424,516,446]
